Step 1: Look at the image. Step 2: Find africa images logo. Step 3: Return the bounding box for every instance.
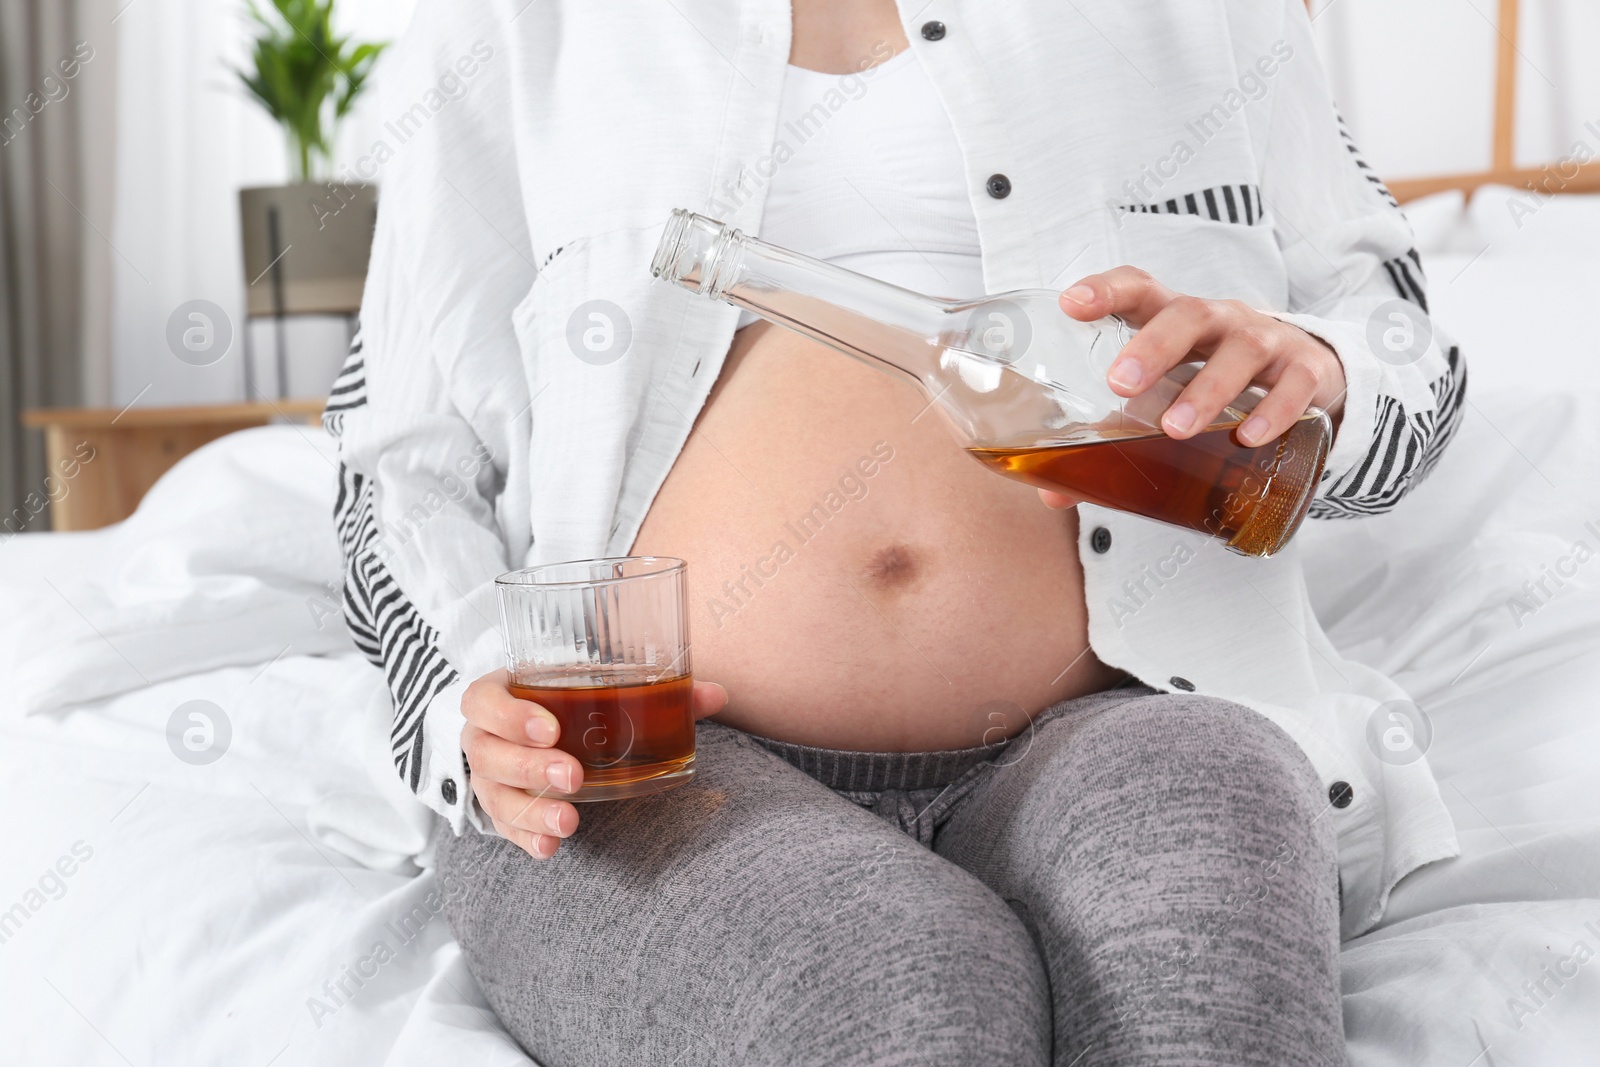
[166,700,232,766]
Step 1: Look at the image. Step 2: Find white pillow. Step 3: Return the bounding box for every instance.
[0,425,351,717]
[1468,182,1600,257]
[1421,248,1600,393]
[1398,189,1470,257]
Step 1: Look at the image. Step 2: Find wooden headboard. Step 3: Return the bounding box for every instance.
[20,399,325,531]
[1309,0,1600,202]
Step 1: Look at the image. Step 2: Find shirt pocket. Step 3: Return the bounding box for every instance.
[1109,206,1290,312]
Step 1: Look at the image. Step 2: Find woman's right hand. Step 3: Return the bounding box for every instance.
[462,668,728,860]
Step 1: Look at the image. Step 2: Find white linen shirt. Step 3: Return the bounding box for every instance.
[327,0,1466,938]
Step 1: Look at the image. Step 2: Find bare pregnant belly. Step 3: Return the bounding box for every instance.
[630,323,1123,752]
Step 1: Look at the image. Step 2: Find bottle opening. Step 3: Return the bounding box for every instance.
[648,209,695,281]
[651,209,742,297]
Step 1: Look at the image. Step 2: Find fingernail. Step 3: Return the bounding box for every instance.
[1062,285,1095,306]
[1108,360,1143,391]
[533,835,558,859]
[546,762,574,793]
[544,804,570,835]
[1163,402,1195,434]
[1239,415,1269,444]
[525,715,558,745]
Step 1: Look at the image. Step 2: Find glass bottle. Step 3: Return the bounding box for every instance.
[650,209,1329,557]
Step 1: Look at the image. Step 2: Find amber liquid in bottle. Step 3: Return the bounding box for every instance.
[969,413,1329,557]
[652,210,1333,557]
[508,672,696,797]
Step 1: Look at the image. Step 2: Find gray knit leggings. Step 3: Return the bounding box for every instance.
[437,686,1346,1067]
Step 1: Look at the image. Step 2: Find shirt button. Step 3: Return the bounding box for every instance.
[920,20,947,41]
[441,777,458,805]
[1168,676,1195,692]
[986,173,1012,199]
[1091,527,1112,553]
[1329,781,1354,809]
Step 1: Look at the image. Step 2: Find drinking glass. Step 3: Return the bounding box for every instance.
[496,556,695,801]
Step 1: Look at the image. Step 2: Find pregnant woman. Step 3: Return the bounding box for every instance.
[327,1,1466,1063]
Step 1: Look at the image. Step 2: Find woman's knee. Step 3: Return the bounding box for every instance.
[738,842,1051,1066]
[1079,694,1327,818]
[1065,693,1341,902]
[980,692,1339,897]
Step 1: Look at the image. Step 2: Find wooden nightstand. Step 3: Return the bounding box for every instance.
[19,399,325,531]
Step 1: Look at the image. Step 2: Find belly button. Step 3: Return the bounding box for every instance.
[862,544,919,588]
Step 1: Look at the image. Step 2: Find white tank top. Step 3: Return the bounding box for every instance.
[740,48,985,327]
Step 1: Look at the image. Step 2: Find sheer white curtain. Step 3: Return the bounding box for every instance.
[108,0,415,407]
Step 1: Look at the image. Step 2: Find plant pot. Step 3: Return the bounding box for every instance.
[236,182,379,397]
[238,181,378,318]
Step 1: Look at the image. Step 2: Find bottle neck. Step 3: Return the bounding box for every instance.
[651,210,953,383]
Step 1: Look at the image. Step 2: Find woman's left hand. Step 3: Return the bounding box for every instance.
[1037,265,1346,511]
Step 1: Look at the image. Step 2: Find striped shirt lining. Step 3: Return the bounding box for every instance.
[1121,183,1265,225]
[322,333,368,439]
[1337,112,1401,210]
[327,338,460,793]
[1308,238,1466,519]
[1307,118,1462,518]
[1309,344,1467,519]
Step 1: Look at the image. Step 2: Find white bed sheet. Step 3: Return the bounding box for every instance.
[2,411,1598,1059]
[0,655,519,1067]
[1300,386,1600,1066]
[1403,185,1600,395]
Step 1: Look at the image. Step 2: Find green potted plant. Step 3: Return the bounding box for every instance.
[236,0,387,181]
[233,0,388,397]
